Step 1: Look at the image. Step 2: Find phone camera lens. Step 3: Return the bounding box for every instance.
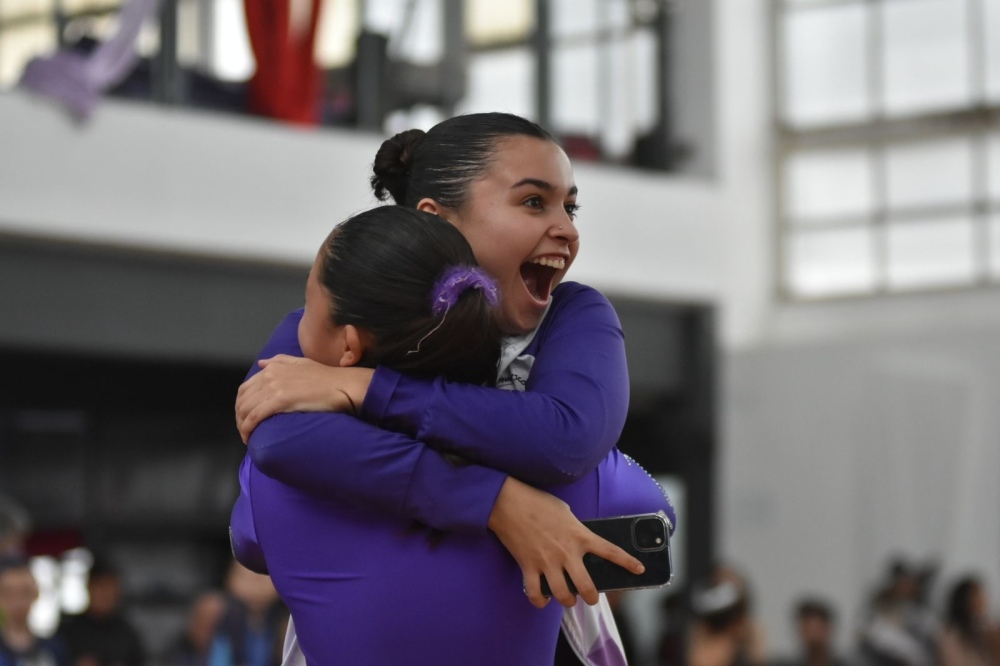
[633,516,668,551]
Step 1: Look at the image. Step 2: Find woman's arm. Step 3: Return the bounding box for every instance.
[243,310,505,532]
[250,413,508,533]
[239,309,644,606]
[361,284,629,485]
[237,285,628,486]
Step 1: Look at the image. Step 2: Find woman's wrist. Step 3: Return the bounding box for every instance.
[340,367,375,413]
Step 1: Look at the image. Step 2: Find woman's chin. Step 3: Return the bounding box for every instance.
[501,296,548,335]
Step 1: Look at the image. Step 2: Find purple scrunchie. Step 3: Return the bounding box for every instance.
[431,266,500,316]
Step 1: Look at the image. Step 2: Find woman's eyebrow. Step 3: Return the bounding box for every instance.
[510,178,578,196]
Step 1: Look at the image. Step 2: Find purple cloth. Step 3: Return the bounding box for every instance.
[18,0,160,119]
[230,282,674,662]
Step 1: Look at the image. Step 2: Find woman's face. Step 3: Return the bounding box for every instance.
[969,584,988,619]
[298,254,346,366]
[441,136,580,334]
[0,566,38,623]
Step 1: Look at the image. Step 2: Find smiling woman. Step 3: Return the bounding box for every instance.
[416,135,580,334]
[233,112,674,666]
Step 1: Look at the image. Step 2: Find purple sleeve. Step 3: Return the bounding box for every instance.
[361,284,630,486]
[244,310,507,532]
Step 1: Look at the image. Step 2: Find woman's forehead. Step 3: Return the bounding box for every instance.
[486,136,575,189]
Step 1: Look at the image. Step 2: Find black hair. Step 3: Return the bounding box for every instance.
[87,552,121,581]
[318,206,501,386]
[945,576,984,645]
[795,597,835,624]
[370,112,558,210]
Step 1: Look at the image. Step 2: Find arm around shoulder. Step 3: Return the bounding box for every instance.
[361,284,631,485]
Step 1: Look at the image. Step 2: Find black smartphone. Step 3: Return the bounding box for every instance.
[539,512,673,597]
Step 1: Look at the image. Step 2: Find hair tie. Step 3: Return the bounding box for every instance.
[407,266,499,356]
[431,266,500,316]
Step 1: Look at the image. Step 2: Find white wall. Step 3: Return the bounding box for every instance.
[0,90,724,302]
[712,0,1000,659]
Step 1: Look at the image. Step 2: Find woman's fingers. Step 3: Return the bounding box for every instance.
[488,477,640,609]
[547,571,579,609]
[521,567,549,609]
[563,558,598,606]
[586,534,645,578]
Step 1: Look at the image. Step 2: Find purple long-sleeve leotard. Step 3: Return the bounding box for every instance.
[230,282,675,665]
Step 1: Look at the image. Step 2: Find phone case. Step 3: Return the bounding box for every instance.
[540,512,673,596]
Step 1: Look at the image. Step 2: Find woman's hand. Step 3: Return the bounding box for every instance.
[487,477,645,610]
[235,355,375,443]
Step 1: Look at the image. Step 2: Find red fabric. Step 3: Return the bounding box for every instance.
[24,529,84,557]
[244,0,324,125]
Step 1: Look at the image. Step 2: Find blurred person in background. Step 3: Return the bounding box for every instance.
[0,555,67,666]
[165,591,226,666]
[774,597,850,666]
[56,554,144,666]
[0,496,31,559]
[683,564,768,666]
[857,558,939,666]
[939,576,995,666]
[202,560,285,666]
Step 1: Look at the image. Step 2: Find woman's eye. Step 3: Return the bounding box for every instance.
[523,196,543,209]
[565,203,581,219]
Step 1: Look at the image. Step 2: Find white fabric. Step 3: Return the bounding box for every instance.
[561,595,628,666]
[281,616,306,666]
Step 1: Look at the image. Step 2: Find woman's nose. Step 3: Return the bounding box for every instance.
[552,217,580,243]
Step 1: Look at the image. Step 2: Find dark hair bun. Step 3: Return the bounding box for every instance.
[371,128,426,204]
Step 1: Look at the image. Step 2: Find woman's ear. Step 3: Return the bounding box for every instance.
[337,325,371,367]
[416,198,444,215]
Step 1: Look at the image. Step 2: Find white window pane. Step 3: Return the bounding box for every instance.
[600,36,639,159]
[0,22,57,88]
[785,148,874,221]
[459,48,534,119]
[177,0,201,68]
[630,27,658,133]
[781,4,869,127]
[63,11,159,58]
[60,0,118,12]
[552,43,599,135]
[602,0,632,31]
[886,138,972,210]
[883,0,970,115]
[364,0,404,33]
[550,0,599,38]
[213,0,253,81]
[364,0,441,63]
[0,0,54,19]
[396,0,442,64]
[886,218,975,289]
[786,227,876,297]
[989,133,1000,200]
[986,0,1000,101]
[990,215,1000,278]
[316,0,358,68]
[466,0,532,46]
[135,18,159,57]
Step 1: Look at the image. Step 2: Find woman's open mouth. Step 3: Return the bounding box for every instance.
[519,256,566,304]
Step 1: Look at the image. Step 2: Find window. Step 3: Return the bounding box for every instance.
[460,0,668,166]
[2,0,696,172]
[775,0,1000,299]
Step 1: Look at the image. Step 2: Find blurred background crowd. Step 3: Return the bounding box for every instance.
[4,493,999,665]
